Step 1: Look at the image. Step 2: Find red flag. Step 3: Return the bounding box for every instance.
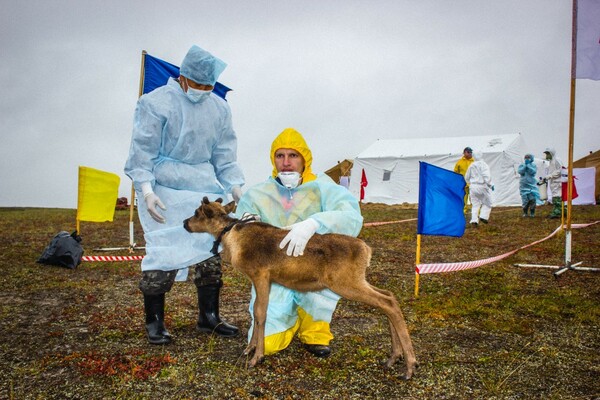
[360,169,368,201]
[561,167,579,201]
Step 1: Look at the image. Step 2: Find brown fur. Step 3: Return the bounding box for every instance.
[183,197,418,379]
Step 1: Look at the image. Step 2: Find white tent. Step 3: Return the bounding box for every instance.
[349,133,526,206]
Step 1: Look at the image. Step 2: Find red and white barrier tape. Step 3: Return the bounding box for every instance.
[82,221,598,266]
[416,221,599,275]
[364,218,417,227]
[82,255,144,262]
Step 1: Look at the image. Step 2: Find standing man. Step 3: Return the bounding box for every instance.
[464,150,494,226]
[125,45,245,345]
[454,146,475,214]
[543,147,563,219]
[235,128,363,358]
[517,153,539,217]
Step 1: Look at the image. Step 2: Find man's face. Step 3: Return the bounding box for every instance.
[544,152,552,160]
[274,148,305,173]
[464,149,473,160]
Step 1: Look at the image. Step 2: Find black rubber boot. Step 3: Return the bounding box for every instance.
[196,283,239,337]
[144,294,172,345]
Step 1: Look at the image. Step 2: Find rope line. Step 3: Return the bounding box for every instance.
[416,221,599,274]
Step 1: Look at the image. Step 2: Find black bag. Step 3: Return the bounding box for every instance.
[37,231,84,269]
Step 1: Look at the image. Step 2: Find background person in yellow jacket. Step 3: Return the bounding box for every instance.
[235,128,363,358]
[454,146,475,214]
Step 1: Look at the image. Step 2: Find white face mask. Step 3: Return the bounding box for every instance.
[277,171,301,189]
[182,77,211,103]
[186,87,211,103]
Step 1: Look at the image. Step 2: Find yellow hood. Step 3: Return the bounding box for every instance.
[270,128,317,184]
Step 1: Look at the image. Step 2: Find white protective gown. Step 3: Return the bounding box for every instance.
[464,158,493,223]
[544,148,563,198]
[124,78,244,278]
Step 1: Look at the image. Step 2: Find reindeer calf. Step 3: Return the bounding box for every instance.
[183,197,417,379]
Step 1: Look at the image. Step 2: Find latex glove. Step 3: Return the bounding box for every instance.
[279,218,319,257]
[141,182,166,223]
[231,185,243,203]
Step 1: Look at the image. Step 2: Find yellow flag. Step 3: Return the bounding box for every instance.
[77,166,120,222]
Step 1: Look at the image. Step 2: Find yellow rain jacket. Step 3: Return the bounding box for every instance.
[454,155,475,212]
[236,128,363,354]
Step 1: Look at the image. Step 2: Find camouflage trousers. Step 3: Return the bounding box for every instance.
[549,196,564,218]
[139,255,223,296]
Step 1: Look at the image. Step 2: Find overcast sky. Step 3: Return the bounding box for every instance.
[1,0,598,208]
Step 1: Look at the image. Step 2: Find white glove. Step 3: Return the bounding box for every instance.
[141,182,166,223]
[231,185,243,203]
[279,218,319,257]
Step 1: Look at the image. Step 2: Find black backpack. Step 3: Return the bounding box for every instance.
[37,231,84,269]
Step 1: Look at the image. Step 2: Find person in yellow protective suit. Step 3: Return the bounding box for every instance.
[454,146,475,214]
[235,128,363,358]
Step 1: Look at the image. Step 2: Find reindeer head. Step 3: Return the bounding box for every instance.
[183,197,237,234]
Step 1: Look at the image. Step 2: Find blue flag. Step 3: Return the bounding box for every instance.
[417,162,466,237]
[142,52,232,100]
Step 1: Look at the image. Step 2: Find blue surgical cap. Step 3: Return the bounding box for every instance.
[179,45,227,86]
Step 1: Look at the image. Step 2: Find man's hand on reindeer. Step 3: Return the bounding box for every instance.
[279,218,319,257]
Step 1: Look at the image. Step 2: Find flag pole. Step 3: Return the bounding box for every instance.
[555,0,578,276]
[127,50,147,252]
[414,234,421,298]
[515,0,599,275]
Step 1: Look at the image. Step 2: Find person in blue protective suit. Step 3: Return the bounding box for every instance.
[464,150,494,227]
[235,128,363,358]
[518,153,540,217]
[543,147,564,219]
[124,45,245,345]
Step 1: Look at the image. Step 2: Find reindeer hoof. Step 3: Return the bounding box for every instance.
[248,355,264,368]
[384,356,399,368]
[402,361,418,380]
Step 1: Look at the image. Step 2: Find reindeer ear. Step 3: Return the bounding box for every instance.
[224,201,237,214]
[216,198,223,204]
[202,197,210,205]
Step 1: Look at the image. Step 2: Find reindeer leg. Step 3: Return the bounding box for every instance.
[248,277,270,368]
[244,326,257,357]
[332,282,418,380]
[372,287,418,379]
[370,284,403,364]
